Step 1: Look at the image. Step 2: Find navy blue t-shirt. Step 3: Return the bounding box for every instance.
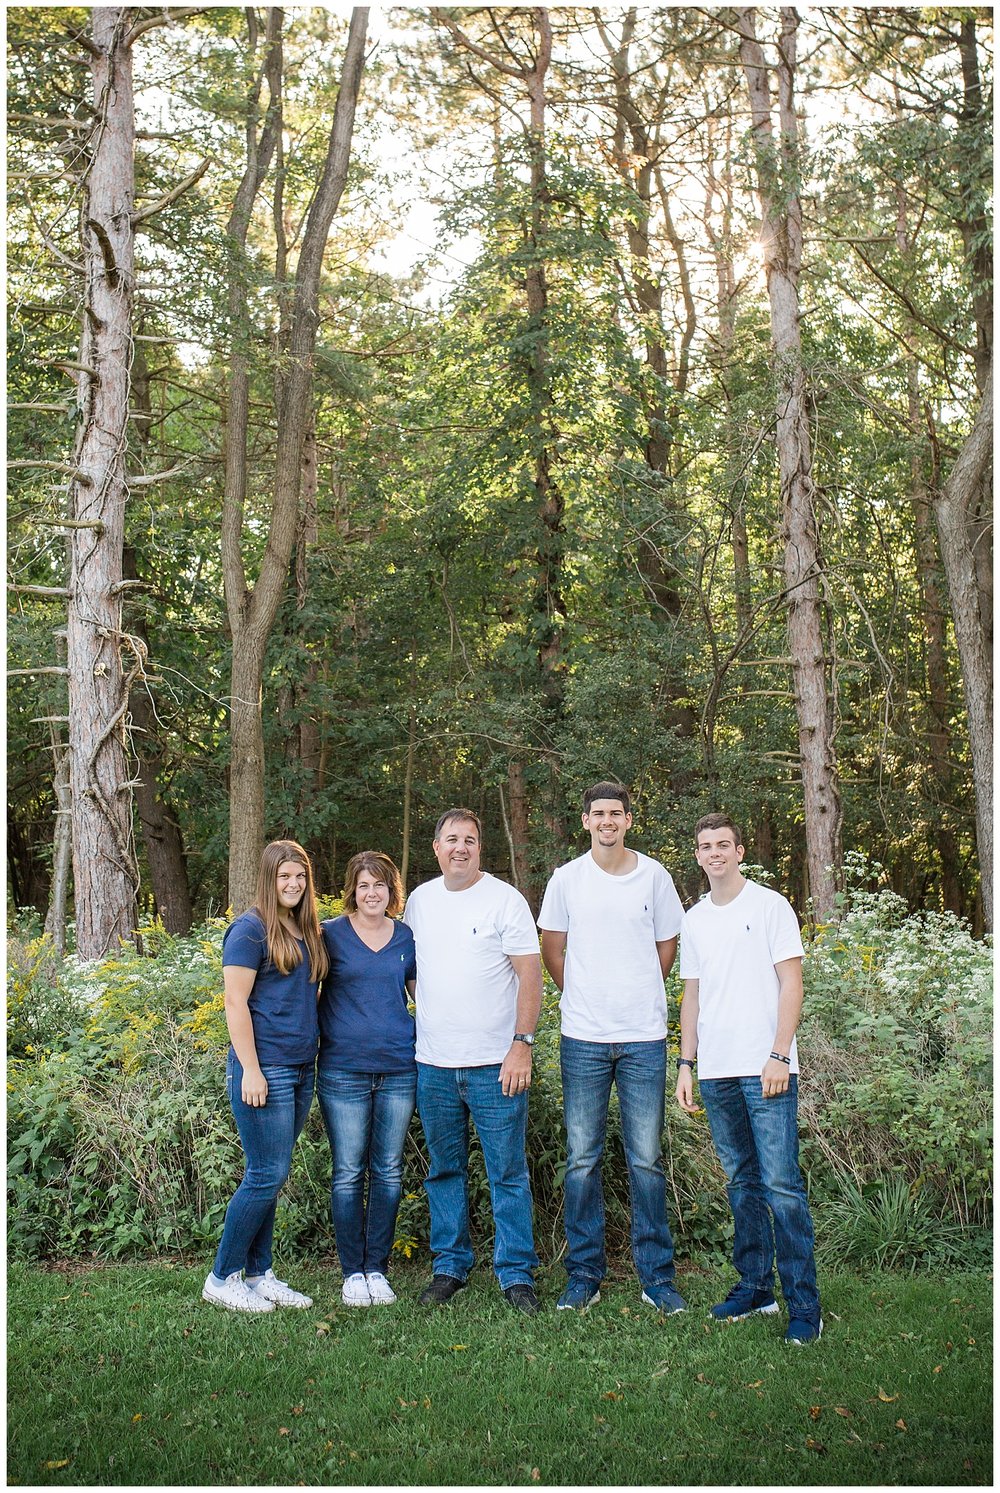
[319,916,417,1073]
[222,910,320,1066]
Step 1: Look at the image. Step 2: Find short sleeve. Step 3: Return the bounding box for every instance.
[766,895,805,965]
[651,866,684,940]
[222,913,267,971]
[537,870,568,933]
[678,911,701,979]
[500,887,543,956]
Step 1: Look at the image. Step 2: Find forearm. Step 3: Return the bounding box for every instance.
[679,981,699,1061]
[772,961,804,1056]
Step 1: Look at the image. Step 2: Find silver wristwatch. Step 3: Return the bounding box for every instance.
[513,1033,535,1046]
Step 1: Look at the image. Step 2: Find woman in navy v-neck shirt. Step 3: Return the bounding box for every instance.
[202,840,329,1315]
[318,851,417,1307]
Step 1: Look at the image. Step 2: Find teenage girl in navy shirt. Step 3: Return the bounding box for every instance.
[318,851,417,1306]
[202,839,329,1314]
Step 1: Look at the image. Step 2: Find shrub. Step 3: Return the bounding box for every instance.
[7,872,992,1269]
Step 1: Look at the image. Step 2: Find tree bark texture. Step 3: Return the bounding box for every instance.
[932,364,993,929]
[738,6,842,919]
[66,6,140,958]
[222,7,369,913]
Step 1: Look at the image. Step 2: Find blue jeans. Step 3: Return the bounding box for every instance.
[700,1075,821,1326]
[560,1036,676,1290]
[316,1066,416,1276]
[212,1054,315,1279]
[416,1062,538,1290]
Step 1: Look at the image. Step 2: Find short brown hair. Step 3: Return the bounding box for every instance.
[583,781,631,814]
[433,807,482,841]
[694,812,744,848]
[342,851,405,918]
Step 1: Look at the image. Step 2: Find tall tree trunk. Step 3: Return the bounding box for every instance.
[66,6,139,958]
[124,353,194,932]
[222,8,369,913]
[932,364,993,929]
[738,6,842,918]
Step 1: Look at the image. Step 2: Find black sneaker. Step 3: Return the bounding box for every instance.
[418,1274,467,1305]
[503,1283,540,1316]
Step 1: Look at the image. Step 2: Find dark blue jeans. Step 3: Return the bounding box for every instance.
[560,1036,676,1290]
[699,1075,821,1326]
[213,1054,315,1279]
[316,1066,416,1276]
[416,1062,538,1290]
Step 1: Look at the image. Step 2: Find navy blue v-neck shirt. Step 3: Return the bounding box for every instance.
[318,915,417,1072]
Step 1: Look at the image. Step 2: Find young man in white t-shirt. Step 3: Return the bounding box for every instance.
[538,782,686,1315]
[403,808,543,1315]
[676,812,822,1344]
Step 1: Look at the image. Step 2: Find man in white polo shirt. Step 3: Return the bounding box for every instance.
[676,812,822,1345]
[538,781,686,1314]
[403,807,543,1315]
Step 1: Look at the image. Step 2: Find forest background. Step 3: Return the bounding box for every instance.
[6,4,994,949]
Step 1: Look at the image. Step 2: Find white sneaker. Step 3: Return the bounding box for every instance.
[342,1271,372,1306]
[202,1270,275,1314]
[365,1272,397,1305]
[249,1269,313,1309]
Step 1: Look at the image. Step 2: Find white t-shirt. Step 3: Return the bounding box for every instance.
[537,850,684,1041]
[679,878,805,1078]
[403,872,540,1066]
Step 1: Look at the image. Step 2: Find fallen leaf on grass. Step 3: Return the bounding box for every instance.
[964,1459,973,1471]
[450,1344,468,1352]
[745,1380,763,1389]
[932,1365,943,1373]
[876,1389,898,1402]
[43,1460,71,1471]
[808,1406,822,1421]
[602,1392,621,1401]
[131,1414,142,1423]
[531,1470,540,1482]
[278,1428,290,1436]
[805,1438,827,1455]
[316,1322,331,1336]
[895,1419,907,1430]
[291,1405,304,1416]
[835,1407,852,1419]
[695,1373,714,1385]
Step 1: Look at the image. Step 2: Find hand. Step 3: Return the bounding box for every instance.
[676,1069,699,1113]
[499,1042,532,1097]
[242,1067,269,1107]
[761,1057,790,1099]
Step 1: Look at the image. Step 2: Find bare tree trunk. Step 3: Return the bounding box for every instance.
[932,364,993,928]
[222,8,369,913]
[738,6,841,918]
[43,730,72,956]
[66,6,140,958]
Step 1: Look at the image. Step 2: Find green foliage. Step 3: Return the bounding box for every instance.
[7,874,991,1268]
[798,865,992,1237]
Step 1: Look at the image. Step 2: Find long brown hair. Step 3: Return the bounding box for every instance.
[342,851,405,917]
[253,840,329,981]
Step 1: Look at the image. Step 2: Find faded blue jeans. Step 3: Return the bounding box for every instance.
[416,1062,538,1290]
[699,1074,821,1327]
[213,1053,315,1280]
[316,1067,416,1276]
[560,1036,676,1291]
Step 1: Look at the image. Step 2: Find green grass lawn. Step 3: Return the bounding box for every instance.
[7,1259,991,1486]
